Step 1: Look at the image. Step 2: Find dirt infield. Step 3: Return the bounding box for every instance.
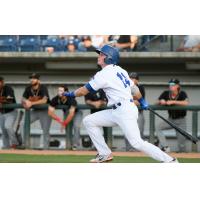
[0,149,200,159]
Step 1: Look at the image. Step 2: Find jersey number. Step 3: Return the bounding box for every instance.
[117,72,130,88]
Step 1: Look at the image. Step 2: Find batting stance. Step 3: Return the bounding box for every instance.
[63,44,177,163]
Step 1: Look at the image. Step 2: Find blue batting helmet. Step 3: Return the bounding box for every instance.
[95,44,119,65]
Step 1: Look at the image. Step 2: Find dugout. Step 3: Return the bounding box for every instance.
[0,51,200,151]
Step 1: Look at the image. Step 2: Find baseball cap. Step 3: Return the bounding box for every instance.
[29,73,40,79]
[168,78,180,85]
[82,36,91,41]
[0,76,4,81]
[67,39,75,46]
[129,72,139,80]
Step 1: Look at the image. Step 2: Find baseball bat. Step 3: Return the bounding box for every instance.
[148,107,198,144]
[15,110,24,146]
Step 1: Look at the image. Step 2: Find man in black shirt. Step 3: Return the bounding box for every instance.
[125,72,146,151]
[0,76,18,149]
[85,89,107,114]
[21,73,52,149]
[156,78,188,152]
[48,85,82,150]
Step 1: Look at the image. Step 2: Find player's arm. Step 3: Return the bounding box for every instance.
[63,84,95,98]
[62,106,76,127]
[131,84,148,109]
[48,105,63,124]
[30,97,48,106]
[166,99,189,106]
[131,85,142,100]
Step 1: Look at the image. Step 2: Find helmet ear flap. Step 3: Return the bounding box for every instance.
[104,56,113,65]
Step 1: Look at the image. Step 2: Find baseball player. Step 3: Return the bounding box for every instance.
[21,73,52,149]
[48,85,83,150]
[0,76,18,149]
[63,44,178,163]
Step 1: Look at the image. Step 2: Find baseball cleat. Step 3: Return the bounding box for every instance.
[161,146,170,153]
[90,154,113,163]
[169,158,179,163]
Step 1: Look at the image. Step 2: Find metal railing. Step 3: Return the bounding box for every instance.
[1,104,199,151]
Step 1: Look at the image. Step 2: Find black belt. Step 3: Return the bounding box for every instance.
[112,99,133,110]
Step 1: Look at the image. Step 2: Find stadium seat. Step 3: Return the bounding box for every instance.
[42,37,65,52]
[19,37,41,52]
[0,36,18,52]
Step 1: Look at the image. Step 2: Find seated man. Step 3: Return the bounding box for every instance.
[155,78,188,152]
[48,85,82,150]
[0,76,18,149]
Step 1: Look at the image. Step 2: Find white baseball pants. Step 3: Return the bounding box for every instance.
[83,100,173,162]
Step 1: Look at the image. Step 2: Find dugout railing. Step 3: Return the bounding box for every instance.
[1,104,199,151]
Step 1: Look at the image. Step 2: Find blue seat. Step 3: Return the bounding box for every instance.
[42,38,64,52]
[19,37,41,52]
[0,37,18,52]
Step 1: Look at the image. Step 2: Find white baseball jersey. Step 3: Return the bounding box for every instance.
[88,64,134,106]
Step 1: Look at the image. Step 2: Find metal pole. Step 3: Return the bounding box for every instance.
[170,35,174,51]
[65,121,73,150]
[149,110,155,144]
[192,111,198,152]
[24,109,31,149]
[104,127,113,149]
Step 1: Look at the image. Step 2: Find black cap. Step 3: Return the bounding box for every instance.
[0,76,4,81]
[168,78,180,85]
[29,73,40,79]
[129,72,139,80]
[82,36,91,41]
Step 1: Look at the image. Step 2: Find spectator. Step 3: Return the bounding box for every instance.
[66,39,77,52]
[84,89,108,142]
[125,72,146,151]
[78,36,96,52]
[105,35,138,51]
[48,85,83,150]
[21,73,52,149]
[155,78,188,152]
[0,77,18,149]
[176,35,200,52]
[91,35,107,48]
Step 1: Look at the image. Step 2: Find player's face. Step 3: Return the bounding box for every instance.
[97,53,107,67]
[58,87,65,97]
[30,78,39,86]
[169,84,179,92]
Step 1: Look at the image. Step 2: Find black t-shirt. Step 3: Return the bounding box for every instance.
[0,85,16,113]
[117,35,131,44]
[85,89,107,113]
[137,84,145,98]
[50,95,78,114]
[23,84,50,103]
[158,90,188,119]
[86,45,96,52]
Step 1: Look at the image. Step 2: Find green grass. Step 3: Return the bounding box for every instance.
[0,154,200,163]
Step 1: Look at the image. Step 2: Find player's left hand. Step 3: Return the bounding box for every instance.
[138,97,149,110]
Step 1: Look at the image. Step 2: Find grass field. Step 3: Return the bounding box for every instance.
[0,153,200,163]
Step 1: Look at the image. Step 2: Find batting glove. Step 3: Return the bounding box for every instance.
[63,91,75,98]
[138,97,149,110]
